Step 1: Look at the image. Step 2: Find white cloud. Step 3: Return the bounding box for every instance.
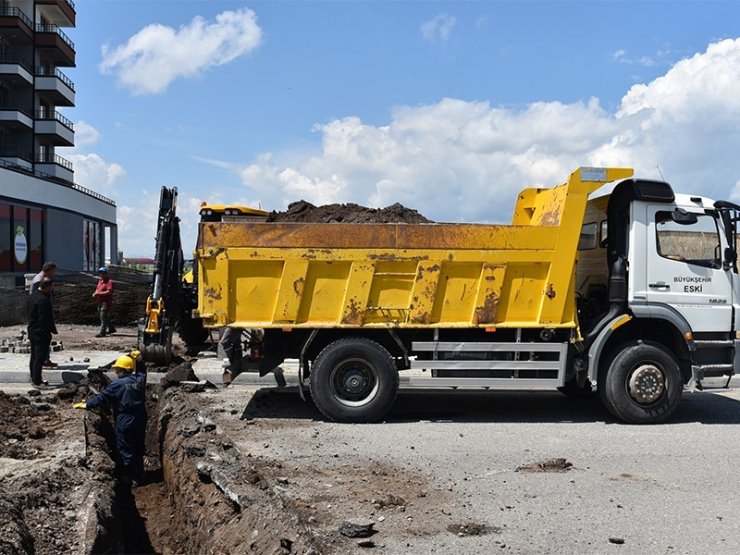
[421,13,457,43]
[68,153,125,194]
[100,8,262,95]
[74,121,101,148]
[233,38,740,225]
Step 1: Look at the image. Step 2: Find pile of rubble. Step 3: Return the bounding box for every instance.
[0,332,64,354]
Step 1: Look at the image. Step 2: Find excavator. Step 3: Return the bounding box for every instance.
[137,187,267,364]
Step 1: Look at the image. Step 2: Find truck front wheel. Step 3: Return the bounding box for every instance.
[600,340,683,424]
[310,337,399,423]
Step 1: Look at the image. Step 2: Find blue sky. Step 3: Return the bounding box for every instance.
[68,1,740,256]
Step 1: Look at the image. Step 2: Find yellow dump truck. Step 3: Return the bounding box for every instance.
[144,167,740,424]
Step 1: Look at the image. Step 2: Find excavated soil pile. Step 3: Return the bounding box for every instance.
[267,200,432,224]
[0,388,123,555]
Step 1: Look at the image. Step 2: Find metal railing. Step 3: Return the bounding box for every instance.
[36,152,73,171]
[36,66,75,92]
[35,24,75,51]
[0,158,115,206]
[0,146,33,161]
[35,109,74,131]
[0,6,33,29]
[0,102,34,117]
[0,53,33,73]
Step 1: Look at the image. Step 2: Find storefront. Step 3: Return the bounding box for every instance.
[0,202,44,274]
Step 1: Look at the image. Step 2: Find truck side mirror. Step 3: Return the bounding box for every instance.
[671,208,698,225]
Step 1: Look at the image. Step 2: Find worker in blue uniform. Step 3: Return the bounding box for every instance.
[74,351,147,485]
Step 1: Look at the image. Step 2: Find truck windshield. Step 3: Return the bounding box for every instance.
[655,211,721,269]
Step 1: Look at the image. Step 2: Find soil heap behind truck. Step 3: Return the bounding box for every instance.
[190,167,738,423]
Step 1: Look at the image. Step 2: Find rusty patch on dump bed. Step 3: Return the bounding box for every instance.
[341,299,365,326]
[203,286,222,301]
[538,205,561,226]
[474,291,498,325]
[293,277,305,296]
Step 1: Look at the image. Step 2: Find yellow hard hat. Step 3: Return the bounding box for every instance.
[112,355,135,373]
[130,349,141,360]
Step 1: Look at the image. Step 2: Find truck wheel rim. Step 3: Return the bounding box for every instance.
[627,364,665,405]
[330,358,379,408]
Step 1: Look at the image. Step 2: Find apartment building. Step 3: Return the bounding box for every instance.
[0,0,117,288]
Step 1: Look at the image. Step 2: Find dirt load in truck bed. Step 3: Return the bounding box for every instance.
[266,200,432,223]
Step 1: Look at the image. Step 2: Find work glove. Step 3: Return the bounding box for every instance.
[73,402,87,410]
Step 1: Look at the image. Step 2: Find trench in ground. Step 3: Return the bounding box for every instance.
[91,384,328,555]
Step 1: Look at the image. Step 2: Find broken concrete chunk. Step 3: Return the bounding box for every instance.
[339,519,375,538]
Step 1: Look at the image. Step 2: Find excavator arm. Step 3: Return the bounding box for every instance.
[138,187,207,364]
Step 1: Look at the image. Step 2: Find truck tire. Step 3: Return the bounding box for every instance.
[310,337,399,423]
[599,340,683,424]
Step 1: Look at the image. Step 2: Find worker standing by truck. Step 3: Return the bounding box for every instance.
[74,351,147,486]
[92,267,116,337]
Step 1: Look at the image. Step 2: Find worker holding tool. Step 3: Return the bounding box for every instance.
[74,351,147,486]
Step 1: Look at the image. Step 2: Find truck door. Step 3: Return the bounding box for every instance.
[644,206,733,333]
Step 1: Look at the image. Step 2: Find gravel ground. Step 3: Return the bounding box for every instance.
[208,384,740,554]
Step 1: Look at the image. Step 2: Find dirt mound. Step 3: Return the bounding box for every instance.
[0,387,122,555]
[267,199,432,224]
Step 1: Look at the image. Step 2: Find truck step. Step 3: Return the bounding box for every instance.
[693,340,735,348]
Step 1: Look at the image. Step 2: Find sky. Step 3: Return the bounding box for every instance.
[68,0,740,257]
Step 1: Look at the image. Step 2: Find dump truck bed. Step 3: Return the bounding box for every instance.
[195,167,633,330]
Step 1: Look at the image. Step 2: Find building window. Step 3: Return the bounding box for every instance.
[0,203,10,271]
[0,203,46,273]
[29,209,43,268]
[13,205,28,271]
[83,219,99,271]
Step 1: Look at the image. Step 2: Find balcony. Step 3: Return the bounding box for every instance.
[0,6,33,39]
[35,24,75,67]
[0,54,33,85]
[0,102,34,129]
[35,151,73,181]
[35,66,75,106]
[36,0,76,27]
[0,146,33,170]
[35,109,74,146]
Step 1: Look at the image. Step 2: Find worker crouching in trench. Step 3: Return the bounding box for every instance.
[74,352,147,486]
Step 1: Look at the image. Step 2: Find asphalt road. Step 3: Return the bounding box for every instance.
[226,383,740,554]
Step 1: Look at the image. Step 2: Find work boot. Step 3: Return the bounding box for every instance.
[108,327,117,334]
[95,332,106,338]
[42,360,58,368]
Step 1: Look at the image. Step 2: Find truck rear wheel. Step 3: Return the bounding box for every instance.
[599,340,683,424]
[310,337,399,423]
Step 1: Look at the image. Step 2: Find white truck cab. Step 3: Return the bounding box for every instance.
[577,179,737,423]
